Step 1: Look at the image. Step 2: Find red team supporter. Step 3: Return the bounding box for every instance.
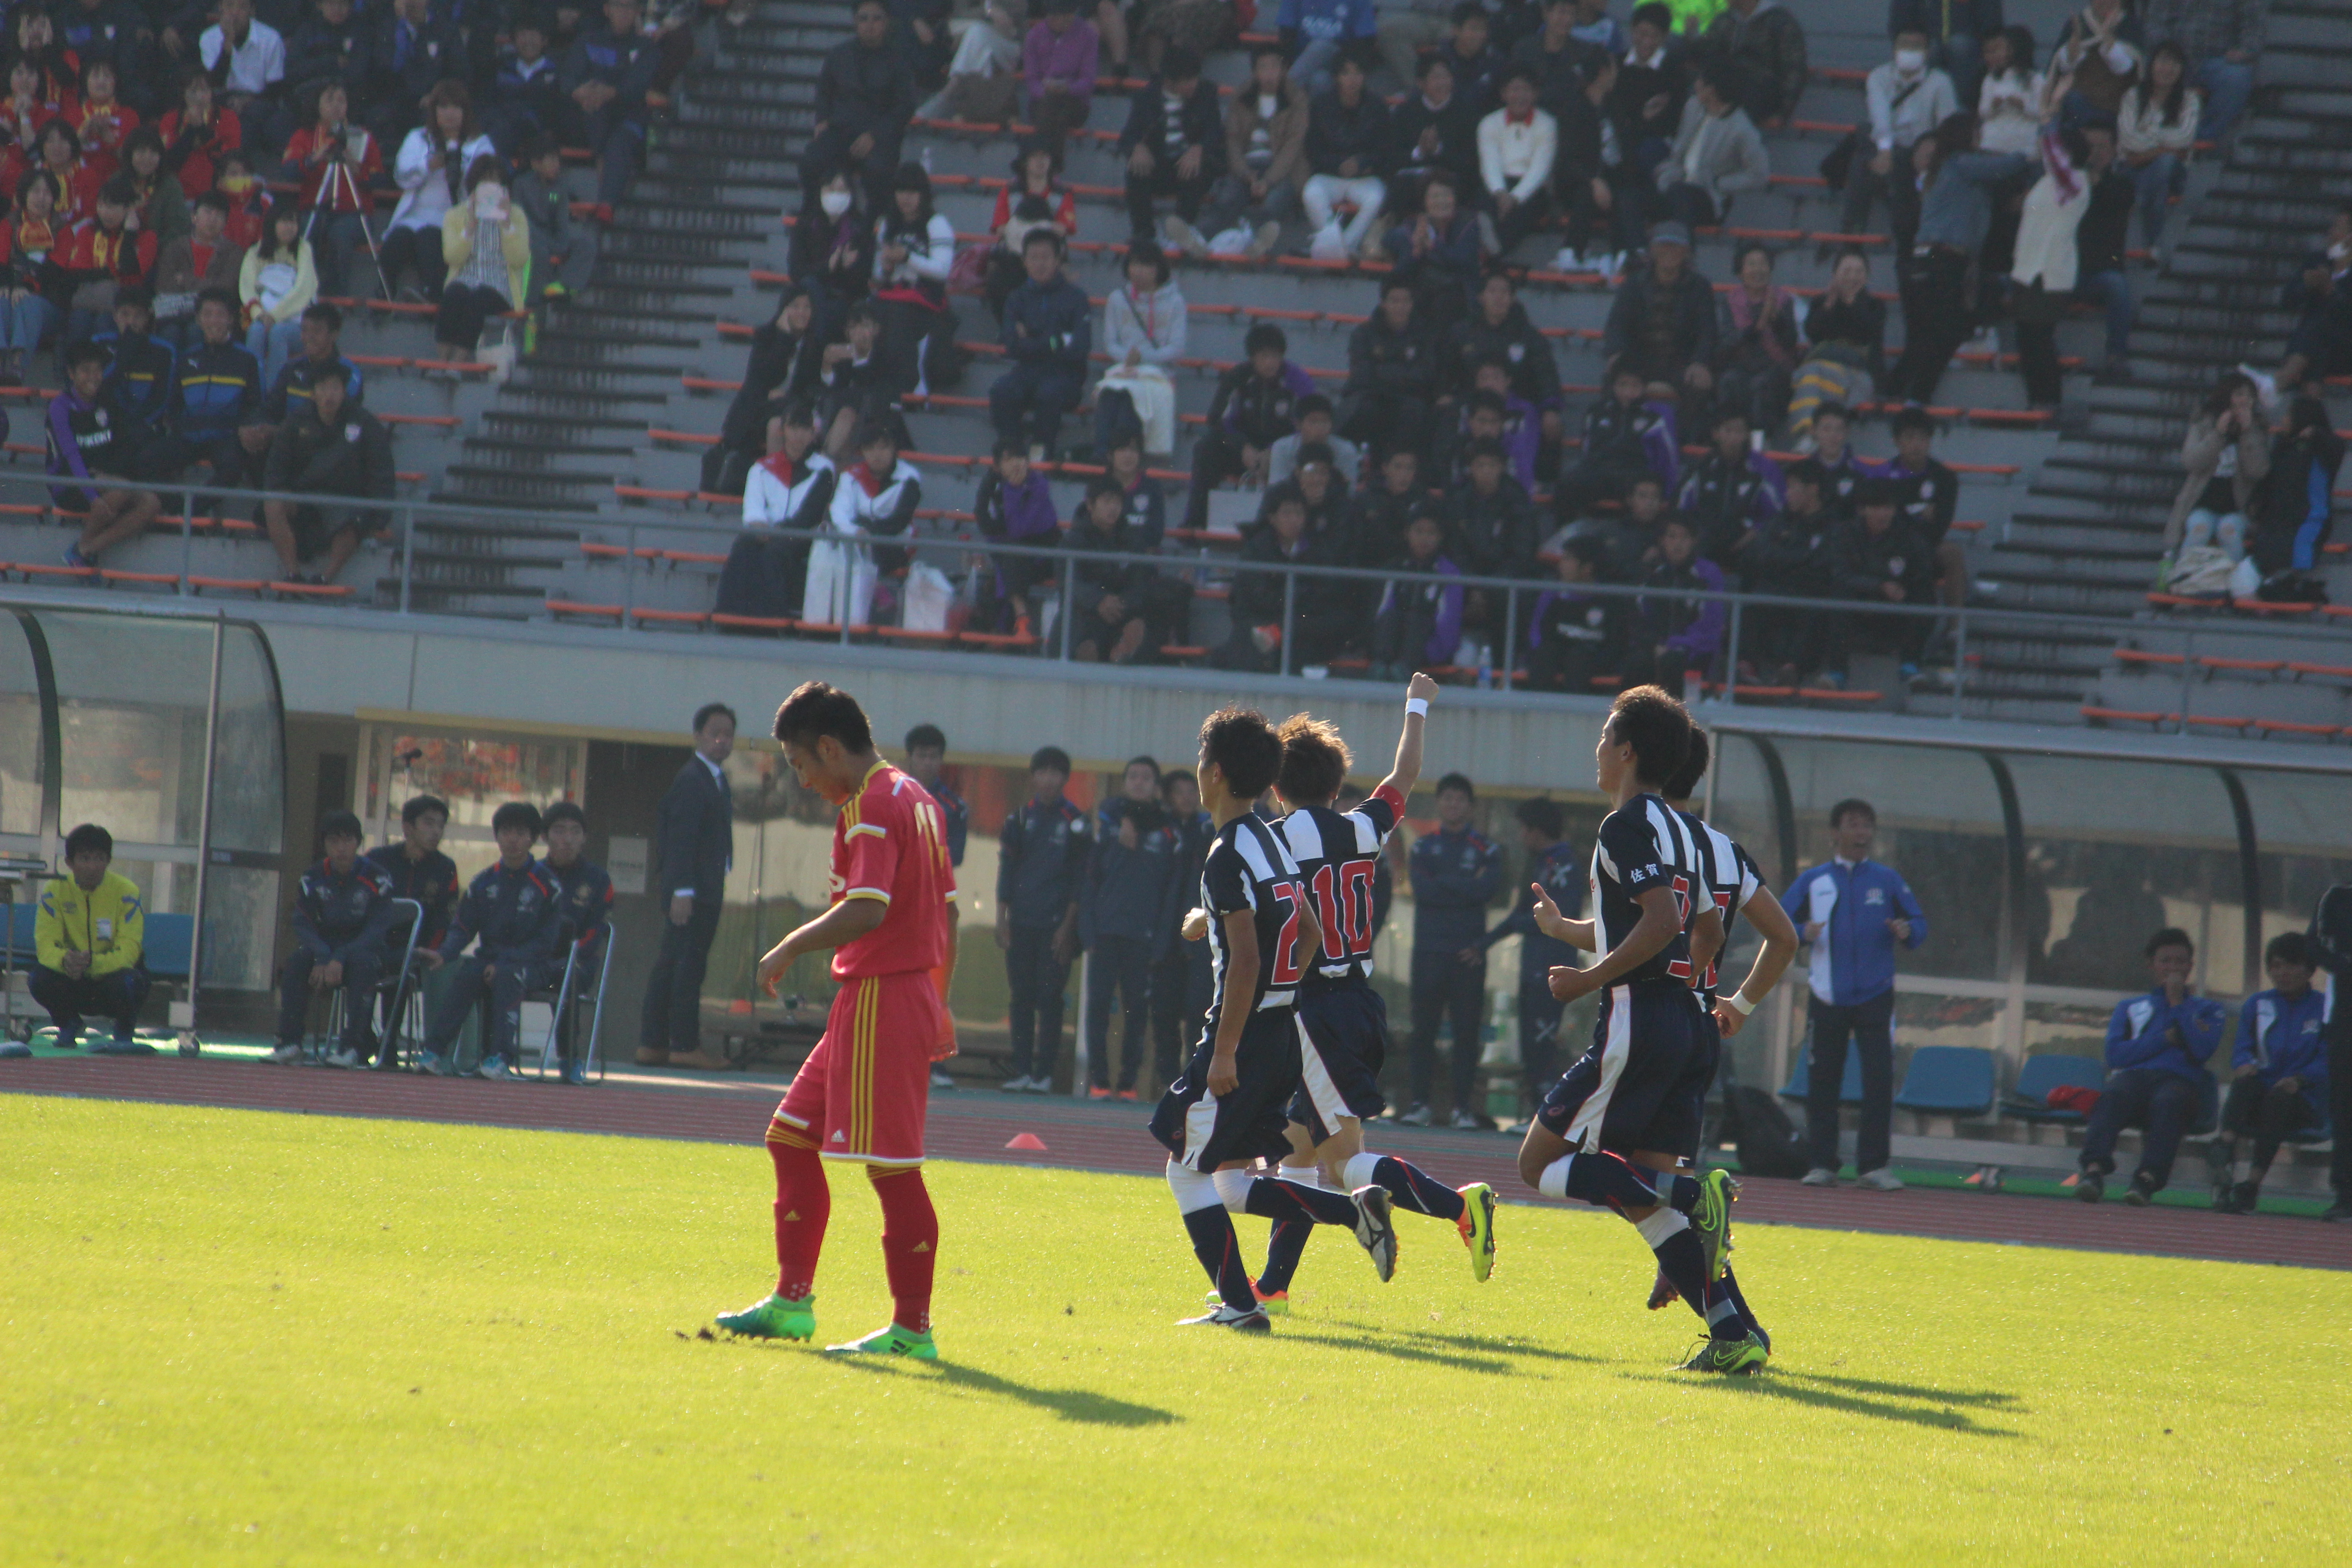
[719,681,958,1361]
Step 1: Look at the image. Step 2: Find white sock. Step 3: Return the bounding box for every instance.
[1166,1158,1223,1215]
[1536,1156,1573,1200]
[1211,1167,1254,1215]
[1278,1164,1320,1188]
[1634,1207,1690,1248]
[1342,1151,1382,1190]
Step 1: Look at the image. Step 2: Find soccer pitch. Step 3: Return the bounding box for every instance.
[5,1097,2345,1565]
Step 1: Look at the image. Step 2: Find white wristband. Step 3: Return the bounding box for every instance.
[1405,697,1429,717]
[1724,991,1756,1017]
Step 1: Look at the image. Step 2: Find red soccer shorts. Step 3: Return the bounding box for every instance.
[772,971,943,1165]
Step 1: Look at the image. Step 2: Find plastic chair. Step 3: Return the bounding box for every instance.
[1778,1047,1863,1105]
[1891,1045,1998,1117]
[2003,1053,2106,1126]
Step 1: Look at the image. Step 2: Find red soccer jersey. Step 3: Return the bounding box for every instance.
[830,760,956,979]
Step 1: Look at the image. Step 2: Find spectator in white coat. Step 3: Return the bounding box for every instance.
[1094,238,1188,456]
[718,405,838,622]
[805,419,922,627]
[1478,67,1557,251]
[378,82,498,303]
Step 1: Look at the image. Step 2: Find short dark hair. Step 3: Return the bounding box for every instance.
[1712,405,1749,433]
[2266,931,2315,970]
[97,175,136,208]
[1515,796,1564,838]
[1297,393,1333,421]
[192,189,230,214]
[1783,457,1825,490]
[693,701,737,735]
[542,800,586,832]
[63,823,112,859]
[491,801,543,837]
[2146,927,2194,959]
[195,285,238,318]
[1450,0,1486,24]
[302,301,343,331]
[1243,323,1288,358]
[310,359,350,389]
[1891,406,1937,440]
[1661,724,1710,801]
[1631,1,1672,29]
[319,809,363,842]
[1436,771,1475,800]
[1021,225,1065,254]
[1465,436,1506,466]
[65,342,107,373]
[1466,389,1506,418]
[1829,797,1876,828]
[1200,707,1284,800]
[1125,754,1161,777]
[401,794,449,825]
[1161,44,1202,81]
[1030,745,1071,775]
[1604,685,1691,789]
[773,681,872,752]
[1857,476,1900,509]
[1697,59,1741,99]
[1275,713,1352,805]
[1813,400,1851,426]
[1294,440,1334,471]
[1160,767,1196,795]
[905,723,946,753]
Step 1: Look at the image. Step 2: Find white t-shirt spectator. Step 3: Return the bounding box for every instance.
[1478,105,1557,202]
[199,20,286,96]
[1977,67,2045,158]
[388,128,499,232]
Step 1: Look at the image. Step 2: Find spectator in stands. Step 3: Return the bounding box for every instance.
[433,155,526,364]
[2249,395,2343,577]
[1186,321,1312,529]
[1370,505,1463,678]
[28,822,149,1054]
[160,71,240,208]
[72,65,137,178]
[1448,5,1515,113]
[6,14,74,121]
[555,0,658,220]
[1199,45,1306,263]
[1843,27,1958,248]
[240,208,318,388]
[1436,373,1537,491]
[1022,0,1099,150]
[870,162,956,397]
[34,121,100,227]
[59,178,156,347]
[2141,0,2259,143]
[1787,250,1883,444]
[214,151,268,247]
[808,417,918,625]
[1348,443,1423,568]
[287,0,373,126]
[368,792,460,980]
[703,284,817,495]
[1602,220,1714,410]
[974,437,1057,631]
[380,82,494,304]
[2011,124,2100,409]
[2051,0,2143,122]
[1557,357,1677,517]
[1390,55,1482,207]
[1514,0,1597,114]
[363,0,459,144]
[1382,170,1487,333]
[1218,485,1339,670]
[1341,276,1441,466]
[49,342,160,567]
[261,360,390,584]
[2256,204,2352,401]
[1975,25,2045,159]
[1117,45,1225,253]
[1447,431,1537,626]
[1106,432,1171,552]
[1524,534,1618,690]
[983,139,1077,323]
[717,404,832,620]
[1609,3,1686,180]
[1781,798,1926,1188]
[281,81,380,299]
[1702,0,1804,126]
[1280,0,1375,99]
[1829,476,1932,681]
[1655,60,1767,231]
[2206,931,2329,1211]
[2117,40,2197,259]
[802,0,913,209]
[1096,238,1186,457]
[1078,755,1176,1098]
[414,801,560,1082]
[1477,67,1557,251]
[154,191,243,348]
[149,287,260,490]
[1711,242,1796,434]
[96,287,174,452]
[1888,0,1999,110]
[2077,926,2222,1203]
[3,184,64,382]
[512,136,596,302]
[1679,405,1779,567]
[1552,53,1640,274]
[990,227,1090,459]
[813,302,902,461]
[789,169,872,335]
[1883,119,2031,405]
[121,131,189,250]
[484,11,569,157]
[637,704,734,1070]
[922,1,1023,127]
[2063,120,2137,386]
[55,3,147,118]
[200,0,289,156]
[1268,392,1360,486]
[538,799,612,1084]
[2159,371,2268,577]
[1404,770,1498,1127]
[272,808,397,1067]
[1619,513,1721,696]
[251,301,361,460]
[1449,271,1561,463]
[997,744,1087,1093]
[1808,402,1866,511]
[1740,457,1841,681]
[1066,475,1155,662]
[1261,439,1349,538]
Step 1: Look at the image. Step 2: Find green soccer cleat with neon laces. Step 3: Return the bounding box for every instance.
[824,1323,938,1360]
[1691,1167,1739,1284]
[1679,1332,1769,1375]
[715,1293,815,1341]
[1456,1181,1498,1283]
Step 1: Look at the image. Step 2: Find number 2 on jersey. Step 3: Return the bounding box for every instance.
[1269,879,1307,985]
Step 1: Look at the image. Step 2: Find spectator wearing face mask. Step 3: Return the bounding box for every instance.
[1840,28,1957,250]
[436,155,529,364]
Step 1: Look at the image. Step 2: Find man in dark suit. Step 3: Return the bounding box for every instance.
[639,702,737,1069]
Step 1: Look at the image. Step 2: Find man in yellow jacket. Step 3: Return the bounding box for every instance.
[27,823,152,1055]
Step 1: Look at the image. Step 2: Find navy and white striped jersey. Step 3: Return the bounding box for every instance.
[1590,793,1701,985]
[1676,808,1763,1003]
[1203,813,1311,1014]
[1279,782,1406,992]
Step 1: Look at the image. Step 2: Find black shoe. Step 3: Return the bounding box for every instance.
[2211,1182,2239,1212]
[2123,1171,2159,1206]
[2323,1202,2349,1222]
[2074,1170,2104,1202]
[2228,1180,2260,1214]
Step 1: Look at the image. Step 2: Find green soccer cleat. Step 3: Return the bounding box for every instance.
[824,1323,938,1360]
[715,1293,816,1341]
[1456,1181,1498,1283]
[1204,1285,1289,1316]
[1691,1167,1739,1284]
[1678,1332,1769,1375]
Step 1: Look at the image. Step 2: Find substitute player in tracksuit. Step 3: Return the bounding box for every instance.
[2210,931,2330,1213]
[1480,796,1583,1111]
[272,809,400,1068]
[996,746,1088,1092]
[718,681,958,1360]
[541,799,615,1085]
[1405,776,1503,1126]
[416,802,563,1082]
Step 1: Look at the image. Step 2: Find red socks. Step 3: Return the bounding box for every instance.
[768,1129,831,1301]
[868,1165,939,1334]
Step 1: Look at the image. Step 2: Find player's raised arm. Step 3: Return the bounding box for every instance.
[1376,671,1442,801]
[1714,880,1798,1037]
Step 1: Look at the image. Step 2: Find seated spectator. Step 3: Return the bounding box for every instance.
[990,227,1089,458]
[799,0,914,209]
[2207,931,2329,1212]
[1340,276,1442,464]
[2117,41,2197,258]
[1436,376,1538,491]
[512,136,597,303]
[1808,402,1865,511]
[1655,61,1767,230]
[1788,249,1885,443]
[364,0,461,145]
[260,363,391,584]
[1390,55,1482,203]
[2051,0,2144,124]
[2063,120,2136,385]
[1117,46,1225,253]
[34,121,102,227]
[1220,487,1347,670]
[121,133,188,259]
[1515,0,1604,114]
[153,191,245,348]
[1066,476,1156,662]
[1552,51,1641,273]
[0,171,66,383]
[94,286,175,452]
[1703,242,1797,436]
[1558,357,1678,516]
[2140,0,2257,143]
[286,0,375,129]
[1200,45,1306,261]
[0,62,65,199]
[1619,512,1722,696]
[55,1,146,117]
[1740,457,1841,681]
[27,822,149,1054]
[1524,533,1618,690]
[414,801,562,1081]
[147,288,262,492]
[59,177,156,346]
[1879,407,1964,574]
[246,302,360,479]
[49,341,160,566]
[2078,927,2221,1204]
[1602,221,1714,410]
[1347,444,1424,569]
[159,71,241,208]
[538,800,612,1083]
[1882,124,2031,406]
[870,162,958,397]
[1022,0,1099,149]
[1268,393,1360,487]
[2248,395,2344,578]
[1279,0,1376,99]
[73,63,139,186]
[1185,322,1313,529]
[789,169,873,335]
[813,301,903,461]
[1975,25,2046,159]
[1447,270,1563,470]
[1678,406,1780,568]
[380,82,495,304]
[702,284,818,495]
[435,155,528,364]
[974,437,1058,631]
[1382,171,1488,333]
[983,138,1078,322]
[199,0,289,156]
[271,808,398,1067]
[2160,371,2268,578]
[1370,505,1464,678]
[1106,433,1171,551]
[718,405,833,622]
[9,12,76,108]
[806,417,918,626]
[1841,27,1958,248]
[1608,4,1688,181]
[1889,0,1999,108]
[1478,67,1557,251]
[1096,238,1186,457]
[922,2,1024,127]
[483,10,570,156]
[279,80,380,299]
[2255,205,2352,401]
[1828,476,1932,681]
[1258,440,1348,538]
[1436,3,1508,115]
[1701,0,1805,126]
[214,151,269,247]
[367,792,460,966]
[1446,436,1539,642]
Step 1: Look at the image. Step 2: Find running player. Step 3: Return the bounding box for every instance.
[1150,706,1401,1333]
[1222,676,1496,1314]
[715,682,959,1360]
[1512,686,1759,1373]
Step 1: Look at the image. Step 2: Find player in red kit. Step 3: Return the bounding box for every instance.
[715,681,959,1360]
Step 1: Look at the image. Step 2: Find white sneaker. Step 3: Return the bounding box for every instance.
[1856,1168,1906,1191]
[999,1073,1035,1093]
[323,1047,362,1069]
[1800,1166,1840,1186]
[1449,1108,1483,1130]
[476,1054,514,1081]
[263,1044,303,1065]
[1247,220,1280,260]
[1552,246,1585,272]
[1163,215,1208,259]
[1021,1075,1053,1094]
[929,1066,957,1091]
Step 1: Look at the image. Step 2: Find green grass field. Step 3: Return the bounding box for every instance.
[6,1097,2347,1565]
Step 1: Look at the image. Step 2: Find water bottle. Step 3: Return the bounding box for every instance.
[1475,646,1492,690]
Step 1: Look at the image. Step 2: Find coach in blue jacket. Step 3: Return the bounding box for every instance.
[2078,926,2225,1204]
[1780,797,1926,1189]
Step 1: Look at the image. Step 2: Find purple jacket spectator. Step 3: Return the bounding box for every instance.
[1376,555,1464,663]
[1650,554,1727,662]
[1022,19,1099,118]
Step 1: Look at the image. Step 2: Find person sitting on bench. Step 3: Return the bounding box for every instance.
[23,823,150,1056]
[267,808,400,1067]
[415,801,563,1082]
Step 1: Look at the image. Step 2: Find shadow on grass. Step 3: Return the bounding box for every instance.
[830,1356,1182,1427]
[1295,1320,1605,1377]
[1654,1365,2027,1437]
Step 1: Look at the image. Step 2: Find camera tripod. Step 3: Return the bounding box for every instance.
[303,149,392,302]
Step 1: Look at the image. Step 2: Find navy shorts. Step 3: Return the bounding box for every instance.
[1288,985,1389,1140]
[1150,1004,1303,1171]
[1668,1004,1723,1163]
[1536,979,1705,1156]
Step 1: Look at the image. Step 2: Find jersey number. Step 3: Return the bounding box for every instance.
[1309,862,1378,963]
[1667,872,1694,981]
[1269,879,1307,986]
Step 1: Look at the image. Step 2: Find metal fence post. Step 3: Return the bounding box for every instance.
[624,521,638,629]
[2179,624,2196,735]
[397,502,414,614]
[1722,599,1742,708]
[1500,588,1517,691]
[178,487,195,596]
[1279,569,1295,677]
[1951,608,1968,718]
[1058,554,1074,661]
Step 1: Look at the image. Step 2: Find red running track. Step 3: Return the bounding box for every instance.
[6,1056,2348,1272]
